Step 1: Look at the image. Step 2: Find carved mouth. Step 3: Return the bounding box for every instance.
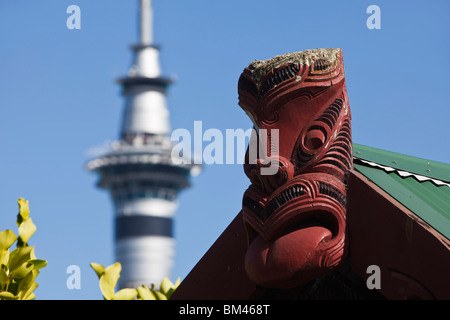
[242,177,348,289]
[317,181,347,207]
[243,184,306,220]
[243,181,346,222]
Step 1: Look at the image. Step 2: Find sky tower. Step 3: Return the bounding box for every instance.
[87,0,199,289]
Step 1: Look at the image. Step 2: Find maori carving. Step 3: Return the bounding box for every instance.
[238,48,352,289]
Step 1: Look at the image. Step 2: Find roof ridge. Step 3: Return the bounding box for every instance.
[352,143,450,183]
[354,158,450,188]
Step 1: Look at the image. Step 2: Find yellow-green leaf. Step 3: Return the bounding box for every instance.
[8,247,33,272]
[160,277,173,295]
[165,277,181,299]
[173,277,181,289]
[0,248,10,267]
[0,291,17,300]
[18,218,36,245]
[10,262,33,279]
[0,268,7,289]
[17,198,30,225]
[0,230,17,251]
[28,259,47,270]
[113,288,138,300]
[166,287,176,299]
[90,262,105,279]
[99,262,121,300]
[137,285,156,300]
[30,247,36,260]
[25,292,36,300]
[151,289,168,300]
[160,277,180,299]
[16,269,38,299]
[21,275,39,300]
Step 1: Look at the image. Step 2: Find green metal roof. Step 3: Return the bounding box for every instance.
[352,143,450,240]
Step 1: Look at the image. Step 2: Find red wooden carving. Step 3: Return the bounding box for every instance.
[238,48,352,289]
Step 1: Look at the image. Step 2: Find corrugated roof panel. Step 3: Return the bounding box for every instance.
[352,144,450,240]
[399,179,450,215]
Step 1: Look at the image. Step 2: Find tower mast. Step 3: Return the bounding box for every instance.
[87,0,199,289]
[140,0,153,45]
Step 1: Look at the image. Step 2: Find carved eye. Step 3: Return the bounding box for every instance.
[304,128,326,151]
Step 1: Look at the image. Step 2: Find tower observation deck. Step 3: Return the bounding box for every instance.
[87,0,199,289]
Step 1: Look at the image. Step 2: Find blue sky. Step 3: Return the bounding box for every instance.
[0,0,449,299]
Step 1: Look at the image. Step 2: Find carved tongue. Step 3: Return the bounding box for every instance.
[244,226,332,289]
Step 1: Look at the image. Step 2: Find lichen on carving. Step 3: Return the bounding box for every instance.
[249,48,341,84]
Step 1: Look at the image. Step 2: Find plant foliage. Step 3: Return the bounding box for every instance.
[0,198,47,300]
[90,262,180,300]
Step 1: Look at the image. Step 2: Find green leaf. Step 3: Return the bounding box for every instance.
[16,198,30,225]
[166,277,181,299]
[8,248,18,265]
[18,278,39,300]
[16,269,37,299]
[19,270,39,300]
[151,289,168,300]
[99,262,121,300]
[166,287,177,300]
[25,292,36,300]
[113,288,138,300]
[0,230,17,251]
[0,268,7,289]
[8,247,33,272]
[0,291,17,300]
[10,262,33,279]
[28,259,47,270]
[0,248,10,268]
[160,277,180,299]
[18,218,36,245]
[90,262,105,279]
[174,277,181,289]
[160,277,173,295]
[137,285,156,300]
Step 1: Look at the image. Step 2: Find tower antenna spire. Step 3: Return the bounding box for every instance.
[139,0,153,45]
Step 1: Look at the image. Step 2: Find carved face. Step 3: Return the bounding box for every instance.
[238,49,352,289]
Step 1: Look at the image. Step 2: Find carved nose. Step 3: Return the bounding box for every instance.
[244,156,294,195]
